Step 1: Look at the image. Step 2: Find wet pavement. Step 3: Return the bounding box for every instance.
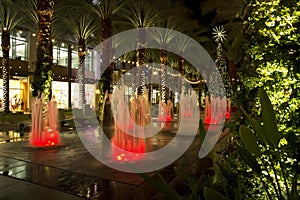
[0,120,225,200]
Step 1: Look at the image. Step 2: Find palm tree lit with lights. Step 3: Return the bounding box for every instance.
[212,26,232,101]
[59,13,98,109]
[205,25,231,124]
[120,0,158,95]
[0,0,25,112]
[32,0,55,101]
[88,0,125,93]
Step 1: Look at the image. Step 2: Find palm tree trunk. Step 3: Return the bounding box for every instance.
[160,49,168,103]
[1,29,10,113]
[101,18,113,93]
[138,29,146,94]
[78,38,86,109]
[148,58,153,103]
[33,0,54,102]
[178,55,184,93]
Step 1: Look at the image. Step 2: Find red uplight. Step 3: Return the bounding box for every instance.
[112,129,145,162]
[30,129,60,147]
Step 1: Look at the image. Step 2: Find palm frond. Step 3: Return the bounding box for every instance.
[17,0,38,25]
[0,0,26,31]
[200,0,243,23]
[119,1,159,28]
[91,0,126,19]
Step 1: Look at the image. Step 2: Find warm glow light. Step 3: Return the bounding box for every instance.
[112,129,145,162]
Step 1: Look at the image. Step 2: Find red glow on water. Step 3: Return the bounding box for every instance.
[226,111,230,119]
[204,117,219,124]
[158,115,172,122]
[112,130,145,162]
[30,129,60,147]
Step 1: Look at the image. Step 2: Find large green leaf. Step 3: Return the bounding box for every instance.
[203,186,228,200]
[259,88,281,147]
[240,107,268,146]
[219,160,237,187]
[199,119,206,142]
[239,125,261,157]
[126,162,181,200]
[138,172,181,200]
[174,167,200,186]
[289,175,299,200]
[237,145,261,174]
[250,119,268,146]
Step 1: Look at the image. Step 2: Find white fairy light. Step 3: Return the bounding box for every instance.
[212,26,227,43]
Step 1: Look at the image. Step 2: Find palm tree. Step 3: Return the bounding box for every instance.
[0,0,26,112]
[120,0,159,94]
[82,0,126,93]
[149,0,201,102]
[56,12,98,109]
[199,0,245,63]
[29,0,55,102]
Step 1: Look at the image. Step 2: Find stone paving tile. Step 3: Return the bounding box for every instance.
[13,168,34,181]
[0,158,25,169]
[95,182,135,200]
[0,175,84,200]
[0,123,214,199]
[119,181,159,200]
[0,157,133,199]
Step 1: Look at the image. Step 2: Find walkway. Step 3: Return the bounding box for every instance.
[0,121,214,200]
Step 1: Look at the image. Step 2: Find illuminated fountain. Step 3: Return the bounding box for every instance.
[178,91,199,135]
[30,95,60,147]
[158,100,167,121]
[204,96,227,124]
[110,86,149,161]
[158,99,173,122]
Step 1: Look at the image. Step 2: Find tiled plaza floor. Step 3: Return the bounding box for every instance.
[0,119,216,200]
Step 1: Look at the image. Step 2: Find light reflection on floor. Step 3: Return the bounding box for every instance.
[0,131,29,144]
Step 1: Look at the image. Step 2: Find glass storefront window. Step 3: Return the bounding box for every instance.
[53,47,58,65]
[71,83,96,109]
[71,50,93,71]
[0,78,28,112]
[0,31,28,61]
[53,45,68,67]
[52,82,96,109]
[59,48,68,66]
[85,50,93,71]
[71,51,79,69]
[52,81,69,109]
[15,38,27,60]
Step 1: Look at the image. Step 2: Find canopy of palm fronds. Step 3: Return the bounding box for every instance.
[0,0,26,32]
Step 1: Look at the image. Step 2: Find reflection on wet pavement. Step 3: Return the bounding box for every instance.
[0,131,29,144]
[0,120,208,199]
[0,156,136,199]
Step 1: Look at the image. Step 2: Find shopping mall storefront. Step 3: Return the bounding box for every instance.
[0,77,29,112]
[0,79,97,112]
[52,81,97,109]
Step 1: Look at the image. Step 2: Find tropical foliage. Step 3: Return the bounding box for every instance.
[242,0,300,133]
